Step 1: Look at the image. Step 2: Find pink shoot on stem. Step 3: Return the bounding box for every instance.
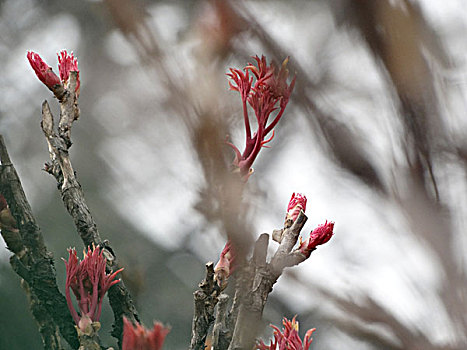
[226,55,296,180]
[58,50,80,96]
[27,50,80,96]
[256,316,316,350]
[63,246,123,330]
[214,240,236,290]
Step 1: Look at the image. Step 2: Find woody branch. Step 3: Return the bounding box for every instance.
[39,69,139,345]
[0,135,79,349]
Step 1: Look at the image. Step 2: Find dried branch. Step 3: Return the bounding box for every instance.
[0,135,78,349]
[76,323,101,350]
[39,73,139,345]
[189,262,222,350]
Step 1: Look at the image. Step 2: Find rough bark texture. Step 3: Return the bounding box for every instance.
[77,322,102,350]
[0,135,79,349]
[212,294,230,350]
[189,262,221,350]
[22,280,63,350]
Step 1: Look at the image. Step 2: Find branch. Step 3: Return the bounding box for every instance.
[212,294,230,350]
[270,210,308,276]
[189,262,221,350]
[228,212,308,350]
[0,135,78,349]
[39,73,139,345]
[21,280,64,350]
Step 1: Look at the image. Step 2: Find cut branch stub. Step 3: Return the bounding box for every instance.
[270,210,307,277]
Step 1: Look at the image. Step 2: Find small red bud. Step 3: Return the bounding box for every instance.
[286,193,307,223]
[27,51,61,90]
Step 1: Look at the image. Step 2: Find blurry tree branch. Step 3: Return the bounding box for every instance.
[319,288,460,350]
[343,0,443,200]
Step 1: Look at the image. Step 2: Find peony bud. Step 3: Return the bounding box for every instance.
[27,51,61,90]
[285,193,307,224]
[298,221,334,258]
[63,246,123,329]
[57,50,80,96]
[226,55,296,179]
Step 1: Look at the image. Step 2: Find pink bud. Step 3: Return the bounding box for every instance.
[58,50,80,96]
[286,193,307,223]
[298,221,334,258]
[27,51,61,89]
[226,55,295,180]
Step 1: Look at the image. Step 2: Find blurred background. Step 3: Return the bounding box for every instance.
[0,0,466,349]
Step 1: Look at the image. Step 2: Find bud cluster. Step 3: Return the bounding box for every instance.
[256,316,315,350]
[63,246,123,331]
[285,193,334,257]
[227,55,296,179]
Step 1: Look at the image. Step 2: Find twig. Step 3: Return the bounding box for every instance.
[39,73,139,345]
[0,135,78,349]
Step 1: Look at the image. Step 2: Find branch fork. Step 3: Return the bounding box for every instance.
[189,211,312,350]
